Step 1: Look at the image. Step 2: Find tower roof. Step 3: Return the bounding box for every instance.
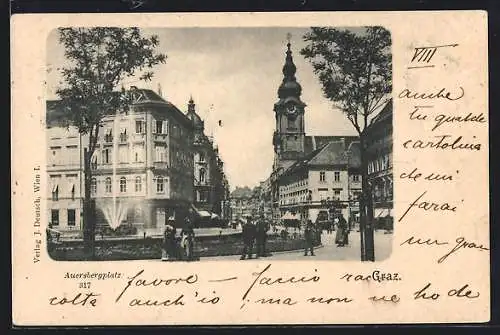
[277,40,303,100]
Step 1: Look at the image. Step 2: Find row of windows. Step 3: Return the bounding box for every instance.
[319,171,341,182]
[90,176,167,194]
[95,145,166,165]
[50,209,76,226]
[51,184,76,201]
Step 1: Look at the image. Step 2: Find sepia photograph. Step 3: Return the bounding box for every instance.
[45,26,393,262]
[11,11,490,326]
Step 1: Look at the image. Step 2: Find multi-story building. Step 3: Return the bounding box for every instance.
[365,99,393,229]
[185,97,231,222]
[278,139,362,223]
[46,88,195,234]
[46,121,85,232]
[269,38,361,224]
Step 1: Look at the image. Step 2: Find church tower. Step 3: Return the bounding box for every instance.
[272,36,307,171]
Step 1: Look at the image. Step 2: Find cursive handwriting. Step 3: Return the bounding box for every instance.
[398,191,458,223]
[115,269,198,303]
[368,295,400,303]
[128,294,185,307]
[437,237,489,264]
[400,235,449,247]
[403,135,481,151]
[242,264,320,302]
[414,282,480,300]
[398,87,464,101]
[432,112,486,131]
[49,292,100,307]
[399,167,458,182]
[307,296,353,304]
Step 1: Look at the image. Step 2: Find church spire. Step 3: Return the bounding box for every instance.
[278,34,302,99]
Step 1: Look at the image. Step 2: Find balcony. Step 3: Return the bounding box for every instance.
[104,135,113,144]
[153,161,169,171]
[131,133,145,143]
[119,133,128,144]
[153,133,168,142]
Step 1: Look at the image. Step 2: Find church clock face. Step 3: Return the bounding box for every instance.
[286,103,297,118]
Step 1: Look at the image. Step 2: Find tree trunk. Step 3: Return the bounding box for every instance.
[82,148,95,259]
[359,135,375,261]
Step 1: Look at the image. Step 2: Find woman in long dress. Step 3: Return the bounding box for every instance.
[181,217,195,261]
[335,215,348,247]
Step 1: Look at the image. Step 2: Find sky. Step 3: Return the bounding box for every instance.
[46,27,358,190]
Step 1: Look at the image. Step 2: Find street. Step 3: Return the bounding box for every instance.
[204,230,393,261]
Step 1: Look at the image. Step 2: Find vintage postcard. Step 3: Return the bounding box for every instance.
[11,11,489,325]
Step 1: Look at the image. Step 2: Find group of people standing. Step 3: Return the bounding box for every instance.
[162,217,196,261]
[240,215,270,260]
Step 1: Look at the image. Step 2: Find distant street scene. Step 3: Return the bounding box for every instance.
[45,27,392,261]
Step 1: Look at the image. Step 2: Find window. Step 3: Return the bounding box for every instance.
[135,120,145,134]
[91,178,97,194]
[70,184,75,200]
[318,188,329,201]
[67,209,76,226]
[199,152,205,162]
[119,146,128,163]
[91,153,98,170]
[105,129,113,143]
[155,145,166,162]
[120,128,128,142]
[120,177,127,193]
[102,149,111,164]
[156,176,164,193]
[334,171,340,182]
[52,185,59,201]
[334,189,341,199]
[352,174,360,182]
[135,176,142,192]
[105,177,112,193]
[155,120,164,134]
[319,171,326,182]
[135,152,139,162]
[199,168,206,183]
[51,209,59,226]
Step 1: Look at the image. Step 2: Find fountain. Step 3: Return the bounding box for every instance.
[99,107,129,231]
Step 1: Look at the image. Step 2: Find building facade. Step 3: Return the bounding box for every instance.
[46,88,196,234]
[269,39,362,224]
[278,140,362,223]
[365,99,393,229]
[46,124,84,232]
[186,97,231,222]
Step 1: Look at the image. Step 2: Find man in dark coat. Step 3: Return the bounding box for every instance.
[304,220,315,256]
[240,216,257,260]
[255,215,270,258]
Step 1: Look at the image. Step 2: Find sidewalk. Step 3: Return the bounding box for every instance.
[202,230,393,261]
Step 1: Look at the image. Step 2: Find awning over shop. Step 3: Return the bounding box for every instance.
[197,210,212,218]
[374,208,392,218]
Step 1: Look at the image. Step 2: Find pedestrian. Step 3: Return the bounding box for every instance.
[335,214,348,247]
[162,222,177,261]
[240,216,256,260]
[304,220,315,256]
[344,216,351,246]
[255,215,269,257]
[181,217,195,261]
